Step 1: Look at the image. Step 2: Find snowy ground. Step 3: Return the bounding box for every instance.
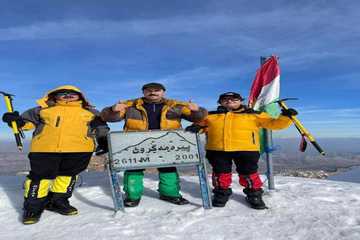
[1,172,360,240]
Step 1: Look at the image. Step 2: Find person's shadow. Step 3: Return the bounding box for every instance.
[140,171,204,208]
[72,171,115,211]
[73,170,164,212]
[74,168,212,211]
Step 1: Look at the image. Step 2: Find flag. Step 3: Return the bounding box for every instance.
[248,55,281,117]
[248,56,281,154]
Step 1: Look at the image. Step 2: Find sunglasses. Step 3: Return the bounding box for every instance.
[54,92,79,97]
[221,97,241,102]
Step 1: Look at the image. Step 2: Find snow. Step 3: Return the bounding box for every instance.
[1,172,360,240]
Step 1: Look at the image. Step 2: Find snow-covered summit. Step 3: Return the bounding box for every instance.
[1,172,360,240]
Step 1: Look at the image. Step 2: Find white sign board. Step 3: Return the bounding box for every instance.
[108,130,200,171]
[106,130,212,212]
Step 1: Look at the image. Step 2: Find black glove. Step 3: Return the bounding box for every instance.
[216,106,228,113]
[2,111,26,128]
[95,137,109,155]
[185,125,202,133]
[281,108,298,117]
[90,116,107,128]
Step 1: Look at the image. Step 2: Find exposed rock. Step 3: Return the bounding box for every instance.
[87,155,108,172]
[278,170,330,179]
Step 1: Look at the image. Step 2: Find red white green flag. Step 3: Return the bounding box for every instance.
[248,55,281,117]
[248,56,281,154]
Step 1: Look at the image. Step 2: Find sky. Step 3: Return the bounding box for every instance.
[0,0,359,140]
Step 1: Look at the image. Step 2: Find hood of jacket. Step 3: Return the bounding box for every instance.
[36,85,92,108]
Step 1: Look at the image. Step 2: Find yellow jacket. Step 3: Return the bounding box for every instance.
[21,85,108,153]
[198,107,292,152]
[101,98,207,131]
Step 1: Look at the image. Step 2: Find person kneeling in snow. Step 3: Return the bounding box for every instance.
[2,85,109,224]
[186,92,296,209]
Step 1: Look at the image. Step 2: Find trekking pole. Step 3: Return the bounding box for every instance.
[276,98,325,156]
[0,91,24,151]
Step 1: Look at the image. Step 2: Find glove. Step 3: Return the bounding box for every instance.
[216,106,228,113]
[185,125,202,133]
[281,108,298,117]
[95,137,109,155]
[89,116,107,128]
[2,111,25,128]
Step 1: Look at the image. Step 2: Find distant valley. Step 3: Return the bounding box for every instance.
[1,138,360,175]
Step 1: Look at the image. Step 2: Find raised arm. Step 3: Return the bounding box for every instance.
[256,110,295,130]
[179,102,207,122]
[100,102,128,122]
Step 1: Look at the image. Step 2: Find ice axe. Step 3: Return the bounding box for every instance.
[0,91,24,151]
[275,98,325,156]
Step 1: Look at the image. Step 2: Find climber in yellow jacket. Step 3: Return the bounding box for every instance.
[101,82,207,207]
[2,85,109,224]
[186,92,296,209]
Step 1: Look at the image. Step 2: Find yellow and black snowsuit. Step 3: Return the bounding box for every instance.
[19,85,108,217]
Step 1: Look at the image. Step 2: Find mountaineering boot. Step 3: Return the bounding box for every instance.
[212,188,232,207]
[22,197,47,224]
[22,209,43,225]
[46,198,78,215]
[124,197,141,207]
[47,176,78,215]
[159,195,189,205]
[46,192,78,215]
[243,188,267,210]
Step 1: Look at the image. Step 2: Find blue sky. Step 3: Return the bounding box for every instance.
[0,0,359,140]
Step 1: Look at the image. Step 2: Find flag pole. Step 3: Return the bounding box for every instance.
[260,56,275,190]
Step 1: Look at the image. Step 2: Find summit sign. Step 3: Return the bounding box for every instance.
[109,131,200,170]
[106,130,212,212]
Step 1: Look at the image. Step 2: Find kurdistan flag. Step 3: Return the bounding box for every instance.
[248,55,281,117]
[248,56,281,153]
